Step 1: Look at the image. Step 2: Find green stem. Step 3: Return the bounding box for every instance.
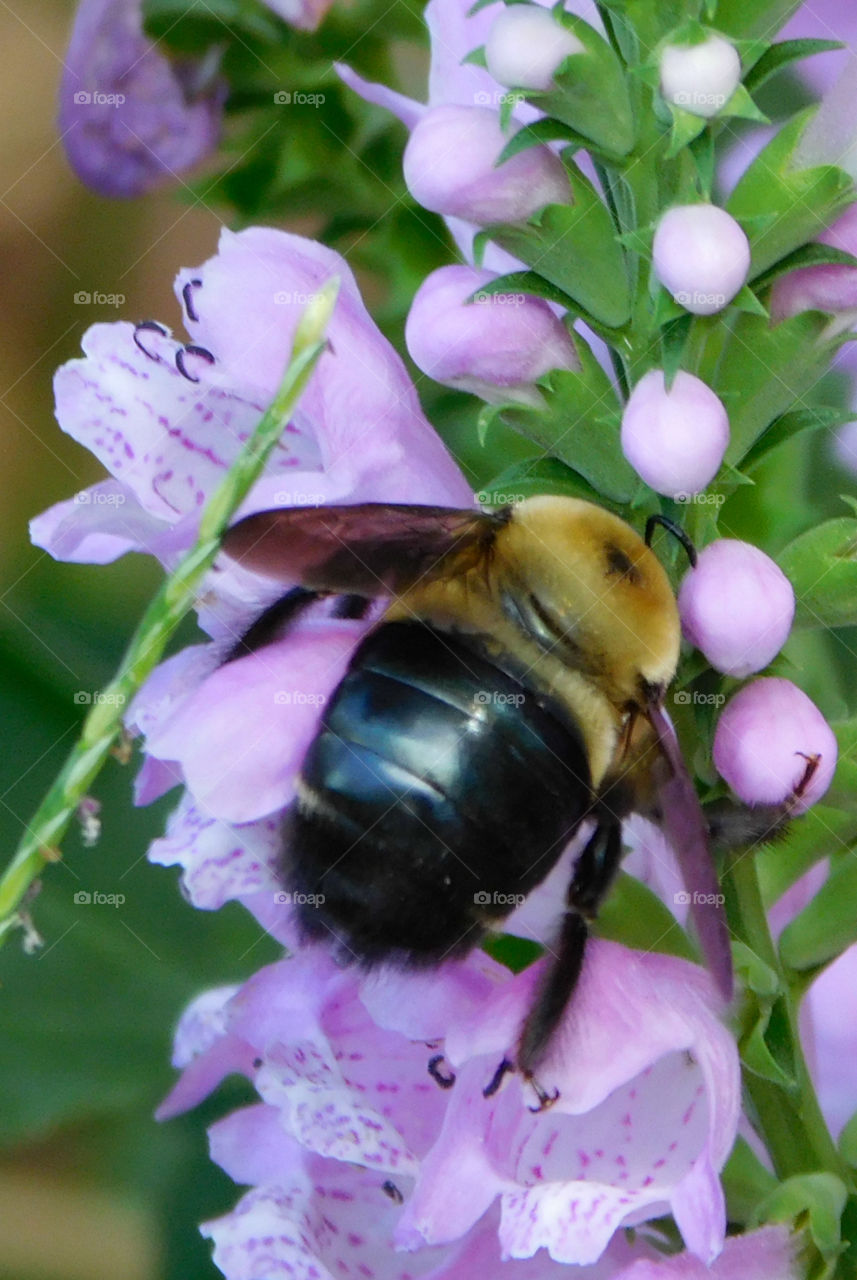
[0,281,340,943]
[727,851,849,1183]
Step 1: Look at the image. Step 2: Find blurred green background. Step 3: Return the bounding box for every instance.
[2,3,857,1279]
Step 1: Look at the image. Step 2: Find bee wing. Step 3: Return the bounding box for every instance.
[221,503,509,597]
[648,704,733,1002]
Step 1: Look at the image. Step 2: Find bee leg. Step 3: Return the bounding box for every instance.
[224,586,322,662]
[704,755,822,854]
[516,821,624,1098]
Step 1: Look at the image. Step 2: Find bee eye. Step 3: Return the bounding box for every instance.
[605,543,641,585]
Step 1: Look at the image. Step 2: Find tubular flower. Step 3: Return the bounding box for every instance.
[678,540,796,677]
[713,678,838,813]
[405,265,581,404]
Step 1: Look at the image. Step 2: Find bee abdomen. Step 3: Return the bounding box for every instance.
[283,622,591,965]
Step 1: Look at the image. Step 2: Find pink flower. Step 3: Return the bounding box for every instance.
[678,541,795,677]
[771,205,857,321]
[653,206,751,316]
[160,943,739,1272]
[713,678,838,813]
[620,370,729,498]
[613,1225,800,1279]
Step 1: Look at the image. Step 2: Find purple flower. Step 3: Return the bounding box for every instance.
[403,105,570,227]
[485,6,584,92]
[713,678,838,813]
[653,206,751,316]
[405,265,580,404]
[620,370,729,498]
[159,942,739,1272]
[59,0,226,198]
[613,1226,800,1279]
[659,36,742,119]
[678,540,796,677]
[771,205,857,322]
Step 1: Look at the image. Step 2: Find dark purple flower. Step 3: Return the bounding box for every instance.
[59,0,226,198]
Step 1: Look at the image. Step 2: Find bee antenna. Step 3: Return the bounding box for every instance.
[644,514,697,569]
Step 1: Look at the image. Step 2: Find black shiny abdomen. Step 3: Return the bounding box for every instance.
[284,621,591,965]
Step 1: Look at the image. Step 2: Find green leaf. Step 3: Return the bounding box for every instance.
[745,38,844,94]
[591,871,696,960]
[728,111,856,278]
[778,517,857,629]
[468,270,578,311]
[497,338,638,502]
[665,106,707,159]
[732,940,781,999]
[752,1173,847,1260]
[752,241,857,294]
[488,164,631,328]
[779,856,857,972]
[839,1109,857,1169]
[715,0,809,42]
[743,406,855,473]
[524,13,635,155]
[722,1137,780,1224]
[496,117,596,165]
[721,83,769,124]
[661,313,695,384]
[715,310,833,465]
[740,1003,798,1091]
[476,457,613,508]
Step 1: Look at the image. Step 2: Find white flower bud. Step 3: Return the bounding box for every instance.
[485,6,584,92]
[660,36,742,119]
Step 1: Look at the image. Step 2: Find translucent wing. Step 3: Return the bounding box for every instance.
[222,503,509,597]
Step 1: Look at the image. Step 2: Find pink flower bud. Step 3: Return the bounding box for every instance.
[403,104,570,225]
[771,205,857,321]
[659,35,742,119]
[405,265,581,402]
[713,678,837,814]
[678,540,795,677]
[485,6,584,92]
[653,205,751,315]
[620,369,729,498]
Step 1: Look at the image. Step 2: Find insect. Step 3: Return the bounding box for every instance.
[222,496,734,1104]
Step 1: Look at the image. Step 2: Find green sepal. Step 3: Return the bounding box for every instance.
[665,106,707,158]
[661,312,695,383]
[720,82,769,124]
[778,517,857,630]
[482,933,544,973]
[467,270,579,311]
[751,1173,847,1261]
[522,13,635,155]
[499,90,526,131]
[728,110,856,278]
[461,44,488,67]
[487,163,632,327]
[496,117,597,165]
[590,870,696,960]
[745,38,844,93]
[740,1006,799,1091]
[839,1110,857,1169]
[497,338,638,503]
[730,284,768,316]
[733,940,781,999]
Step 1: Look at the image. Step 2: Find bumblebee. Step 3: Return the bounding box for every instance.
[222,496,733,1099]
